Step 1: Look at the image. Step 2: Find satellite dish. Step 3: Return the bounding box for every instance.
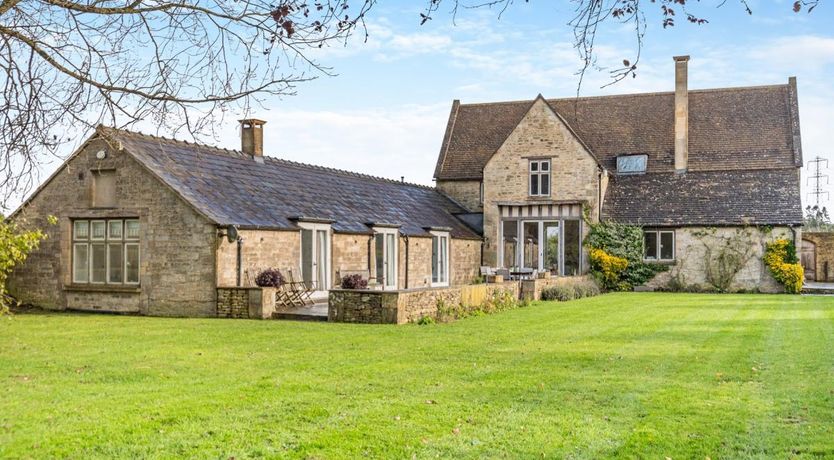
[226,225,238,243]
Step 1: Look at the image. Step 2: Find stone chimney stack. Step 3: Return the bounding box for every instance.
[239,119,266,158]
[673,56,690,173]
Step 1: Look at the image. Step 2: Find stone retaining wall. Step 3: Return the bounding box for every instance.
[216,287,278,319]
[329,282,521,324]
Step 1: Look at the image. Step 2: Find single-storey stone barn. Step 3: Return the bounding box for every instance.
[9,56,804,316]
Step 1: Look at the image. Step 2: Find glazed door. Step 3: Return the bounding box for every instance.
[300,225,331,295]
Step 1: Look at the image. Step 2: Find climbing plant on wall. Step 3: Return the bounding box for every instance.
[584,221,666,291]
[764,239,804,294]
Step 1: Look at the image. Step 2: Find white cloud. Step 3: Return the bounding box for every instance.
[219,104,451,186]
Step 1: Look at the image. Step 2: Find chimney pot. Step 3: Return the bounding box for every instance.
[673,56,689,173]
[239,118,266,157]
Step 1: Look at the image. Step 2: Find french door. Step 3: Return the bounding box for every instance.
[501,219,581,275]
[374,229,398,289]
[522,221,560,274]
[300,224,331,296]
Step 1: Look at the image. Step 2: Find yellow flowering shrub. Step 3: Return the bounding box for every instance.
[764,239,804,294]
[589,248,628,290]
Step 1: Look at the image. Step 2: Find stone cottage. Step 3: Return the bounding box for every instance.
[8,123,482,316]
[434,56,803,292]
[8,55,805,316]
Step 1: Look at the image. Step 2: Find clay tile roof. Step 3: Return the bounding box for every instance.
[602,169,803,226]
[97,127,481,239]
[434,83,802,180]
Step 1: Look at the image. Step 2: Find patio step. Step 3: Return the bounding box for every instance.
[272,303,329,321]
[272,311,328,321]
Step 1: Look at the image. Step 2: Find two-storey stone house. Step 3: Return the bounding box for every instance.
[434,56,803,291]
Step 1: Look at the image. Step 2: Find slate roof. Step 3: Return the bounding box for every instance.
[434,82,802,180]
[602,169,803,226]
[98,127,481,239]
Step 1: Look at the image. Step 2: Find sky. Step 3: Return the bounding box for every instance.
[22,0,834,212]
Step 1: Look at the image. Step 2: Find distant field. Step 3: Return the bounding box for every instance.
[1,293,832,459]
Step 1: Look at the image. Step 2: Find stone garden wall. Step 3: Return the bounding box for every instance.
[329,282,521,325]
[216,287,278,319]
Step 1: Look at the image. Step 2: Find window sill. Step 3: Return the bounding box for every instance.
[63,284,141,293]
[643,259,676,265]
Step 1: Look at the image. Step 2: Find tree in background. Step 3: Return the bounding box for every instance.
[0,0,374,208]
[804,205,834,232]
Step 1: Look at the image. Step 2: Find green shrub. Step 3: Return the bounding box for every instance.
[585,221,666,291]
[574,281,600,299]
[764,239,803,294]
[541,279,601,302]
[0,216,55,314]
[433,289,523,323]
[417,315,436,325]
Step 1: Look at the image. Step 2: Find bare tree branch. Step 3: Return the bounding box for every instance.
[0,0,375,209]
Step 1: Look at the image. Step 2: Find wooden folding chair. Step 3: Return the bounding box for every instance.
[286,269,314,306]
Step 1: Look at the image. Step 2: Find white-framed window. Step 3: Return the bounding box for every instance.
[430,231,450,287]
[72,218,140,285]
[644,230,675,262]
[373,227,399,289]
[529,159,551,197]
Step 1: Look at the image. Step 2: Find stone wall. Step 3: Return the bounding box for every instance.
[451,238,481,286]
[404,236,433,289]
[333,233,371,287]
[643,226,793,293]
[216,287,278,319]
[8,137,218,317]
[329,282,521,324]
[216,229,301,287]
[802,232,834,282]
[480,98,602,266]
[436,180,482,212]
[327,290,401,323]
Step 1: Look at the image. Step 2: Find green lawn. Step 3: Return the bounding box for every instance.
[1,293,833,459]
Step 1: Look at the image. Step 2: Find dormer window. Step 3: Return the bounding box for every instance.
[617,154,648,174]
[529,159,550,196]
